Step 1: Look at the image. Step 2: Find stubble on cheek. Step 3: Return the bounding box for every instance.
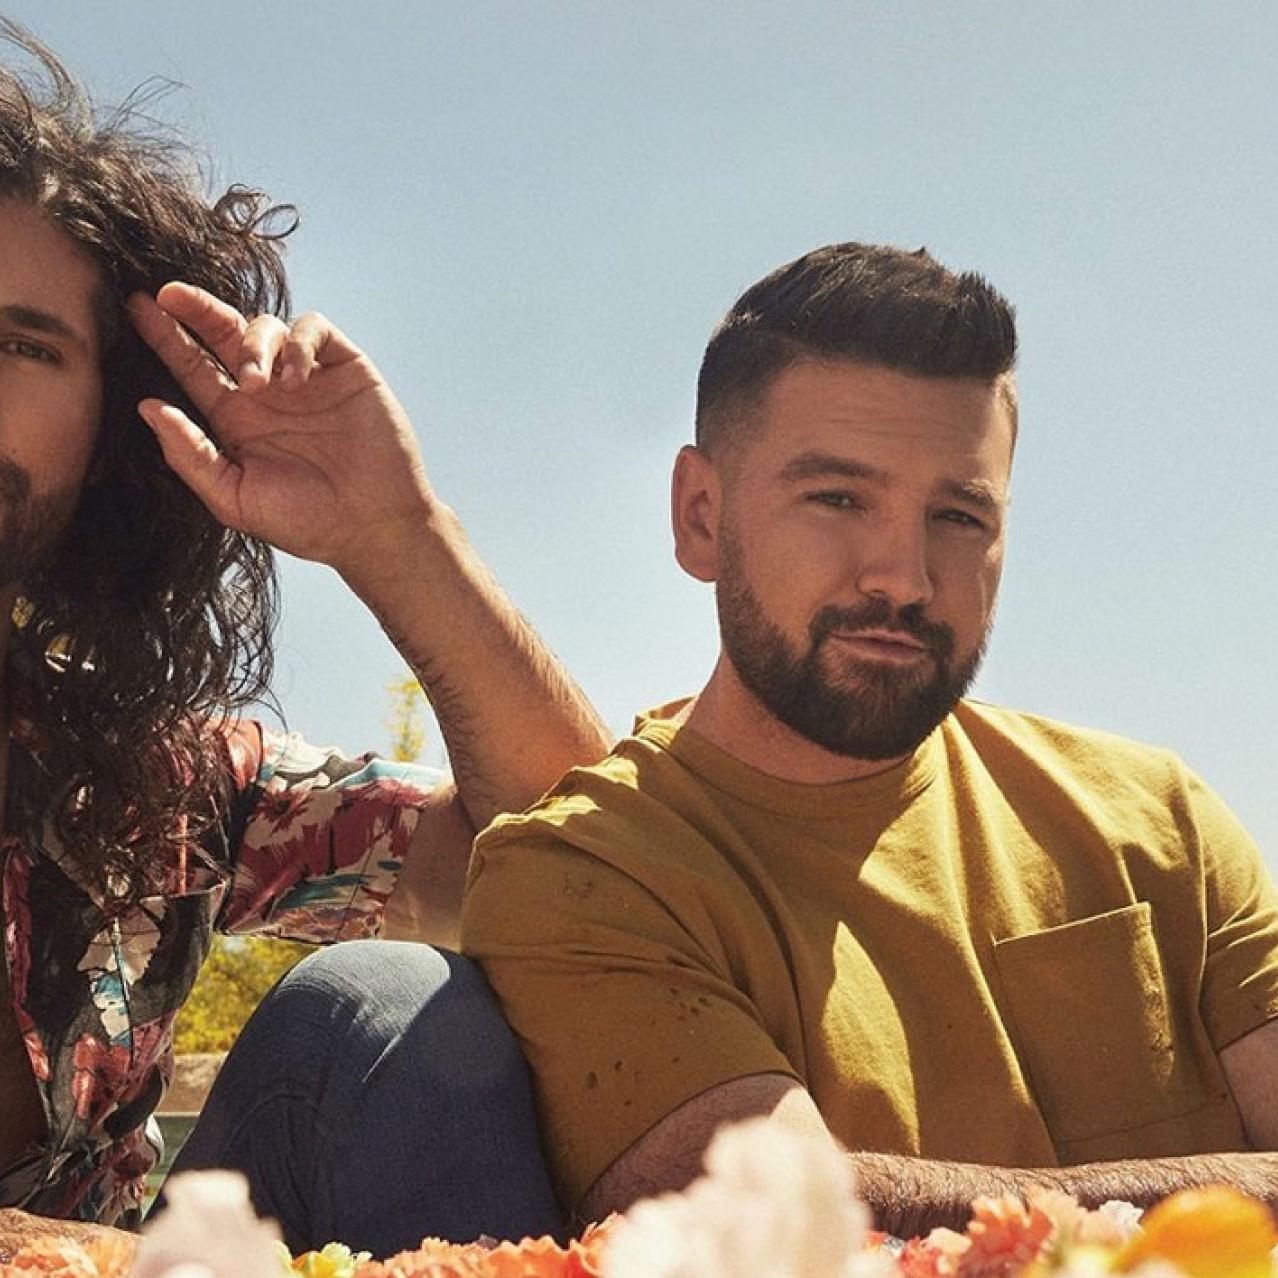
[0,457,81,590]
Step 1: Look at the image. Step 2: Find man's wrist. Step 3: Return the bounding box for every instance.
[333,495,464,601]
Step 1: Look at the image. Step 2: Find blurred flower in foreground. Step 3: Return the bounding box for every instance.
[131,1172,283,1278]
[1115,1185,1277,1278]
[602,1116,893,1278]
[282,1243,370,1278]
[0,1234,134,1278]
[5,1129,1278,1278]
[354,1220,617,1278]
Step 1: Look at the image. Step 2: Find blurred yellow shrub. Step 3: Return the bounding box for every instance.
[173,936,316,1053]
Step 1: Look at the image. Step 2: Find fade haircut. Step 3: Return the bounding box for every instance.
[0,18,290,910]
[695,242,1018,457]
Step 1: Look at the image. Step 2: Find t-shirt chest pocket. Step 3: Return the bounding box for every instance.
[992,902,1211,1155]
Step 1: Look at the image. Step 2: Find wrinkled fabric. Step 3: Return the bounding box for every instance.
[167,942,563,1253]
[0,718,440,1226]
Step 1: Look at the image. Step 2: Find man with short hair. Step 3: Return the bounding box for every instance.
[462,241,1278,1238]
[0,18,606,1244]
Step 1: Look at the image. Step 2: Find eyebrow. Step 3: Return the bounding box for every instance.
[938,478,1004,515]
[0,302,90,347]
[780,451,1006,514]
[779,453,888,485]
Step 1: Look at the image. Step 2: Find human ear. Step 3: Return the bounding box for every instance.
[671,444,722,583]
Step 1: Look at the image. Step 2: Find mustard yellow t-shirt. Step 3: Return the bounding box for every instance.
[461,699,1278,1211]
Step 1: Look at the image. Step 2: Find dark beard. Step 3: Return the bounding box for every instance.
[0,457,78,590]
[715,540,987,760]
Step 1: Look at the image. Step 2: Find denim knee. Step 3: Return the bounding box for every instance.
[226,941,522,1101]
[166,941,562,1249]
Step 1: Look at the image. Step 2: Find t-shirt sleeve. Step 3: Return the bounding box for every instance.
[462,817,798,1213]
[1193,765,1278,1050]
[216,721,445,942]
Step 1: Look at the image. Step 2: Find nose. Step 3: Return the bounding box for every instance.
[852,517,935,610]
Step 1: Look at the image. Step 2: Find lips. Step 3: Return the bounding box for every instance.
[826,630,933,662]
[834,628,928,650]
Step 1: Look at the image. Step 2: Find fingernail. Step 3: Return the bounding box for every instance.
[239,359,260,382]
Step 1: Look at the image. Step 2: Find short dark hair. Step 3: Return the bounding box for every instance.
[1,18,291,908]
[695,242,1017,455]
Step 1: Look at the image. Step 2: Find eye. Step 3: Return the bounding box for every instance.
[935,508,987,530]
[1,337,60,364]
[806,491,864,512]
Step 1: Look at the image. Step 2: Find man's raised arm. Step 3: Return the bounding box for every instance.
[129,282,611,840]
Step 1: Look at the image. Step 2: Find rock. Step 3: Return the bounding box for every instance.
[161,1054,227,1114]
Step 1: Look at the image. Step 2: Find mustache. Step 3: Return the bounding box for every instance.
[809,598,956,661]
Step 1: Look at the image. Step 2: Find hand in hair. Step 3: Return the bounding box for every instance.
[130,281,610,829]
[128,282,435,585]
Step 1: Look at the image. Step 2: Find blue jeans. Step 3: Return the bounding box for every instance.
[163,941,564,1255]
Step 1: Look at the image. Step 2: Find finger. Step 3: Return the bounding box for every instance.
[277,311,364,384]
[137,398,243,529]
[236,314,291,394]
[276,312,334,386]
[127,292,238,423]
[152,282,250,373]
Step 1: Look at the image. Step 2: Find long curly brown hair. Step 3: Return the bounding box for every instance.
[1,18,291,909]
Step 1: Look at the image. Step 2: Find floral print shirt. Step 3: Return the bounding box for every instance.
[0,719,442,1228]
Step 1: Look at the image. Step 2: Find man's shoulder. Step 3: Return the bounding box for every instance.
[464,715,730,945]
[952,699,1187,793]
[476,708,705,858]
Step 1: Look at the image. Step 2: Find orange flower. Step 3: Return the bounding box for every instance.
[82,1233,135,1278]
[483,1236,576,1278]
[351,1219,621,1278]
[568,1217,621,1278]
[481,1218,619,1278]
[894,1195,1061,1278]
[959,1195,1055,1276]
[355,1238,487,1278]
[1115,1184,1277,1278]
[898,1228,971,1278]
[0,1239,101,1278]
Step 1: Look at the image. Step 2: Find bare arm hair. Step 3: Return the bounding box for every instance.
[349,502,611,832]
[0,1209,133,1263]
[581,1019,1278,1235]
[848,1148,1278,1239]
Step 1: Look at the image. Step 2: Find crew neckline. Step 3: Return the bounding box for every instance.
[632,699,940,818]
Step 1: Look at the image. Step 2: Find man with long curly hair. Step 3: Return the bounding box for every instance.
[0,17,608,1248]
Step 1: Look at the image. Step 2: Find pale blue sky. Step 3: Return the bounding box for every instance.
[10,3,1276,861]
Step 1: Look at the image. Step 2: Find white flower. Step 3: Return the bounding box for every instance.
[1092,1198,1145,1241]
[603,1116,873,1278]
[133,1171,284,1278]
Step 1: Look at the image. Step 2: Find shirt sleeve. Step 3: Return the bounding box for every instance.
[215,720,446,942]
[1193,764,1278,1050]
[462,813,798,1213]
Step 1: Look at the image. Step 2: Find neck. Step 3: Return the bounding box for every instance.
[678,654,910,785]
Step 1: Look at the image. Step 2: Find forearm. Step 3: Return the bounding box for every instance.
[0,1208,134,1263]
[848,1149,1278,1239]
[342,500,610,829]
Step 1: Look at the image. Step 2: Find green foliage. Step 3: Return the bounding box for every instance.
[173,935,315,1053]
